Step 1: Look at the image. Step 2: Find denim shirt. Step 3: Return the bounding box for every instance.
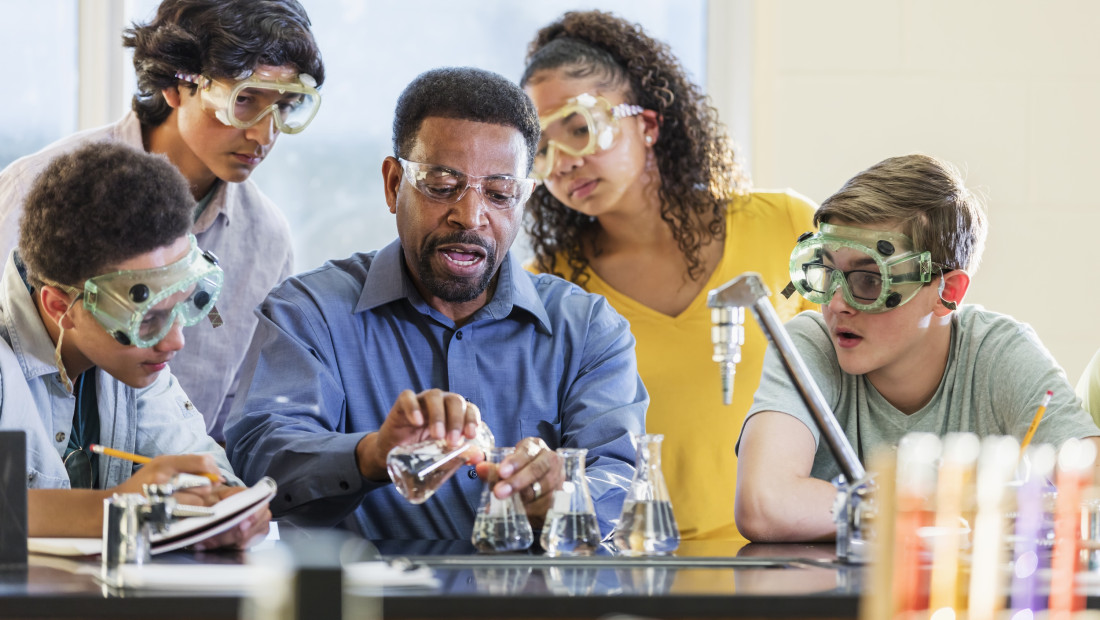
[0,253,237,489]
[225,240,647,539]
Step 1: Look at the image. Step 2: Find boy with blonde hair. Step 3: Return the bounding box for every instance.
[735,154,1100,542]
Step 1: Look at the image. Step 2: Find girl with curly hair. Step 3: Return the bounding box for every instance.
[522,10,818,541]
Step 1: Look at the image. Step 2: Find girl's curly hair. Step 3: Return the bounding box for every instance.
[521,10,750,285]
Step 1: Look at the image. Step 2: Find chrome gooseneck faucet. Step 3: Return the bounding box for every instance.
[707,272,871,562]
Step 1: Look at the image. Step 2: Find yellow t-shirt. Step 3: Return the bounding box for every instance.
[537,190,818,540]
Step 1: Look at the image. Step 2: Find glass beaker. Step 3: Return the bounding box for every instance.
[540,448,602,556]
[387,421,494,504]
[471,447,534,553]
[612,433,680,556]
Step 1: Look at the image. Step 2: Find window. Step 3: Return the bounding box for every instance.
[0,1,78,169]
[249,1,707,270]
[19,1,706,271]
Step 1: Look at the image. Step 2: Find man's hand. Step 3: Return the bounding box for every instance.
[475,437,563,529]
[356,388,482,481]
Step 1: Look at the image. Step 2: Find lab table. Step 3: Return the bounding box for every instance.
[0,539,881,620]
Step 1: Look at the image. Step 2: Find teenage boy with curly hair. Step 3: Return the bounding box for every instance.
[0,0,325,442]
[0,142,269,545]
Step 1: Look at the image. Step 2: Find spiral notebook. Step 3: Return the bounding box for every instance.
[28,477,276,557]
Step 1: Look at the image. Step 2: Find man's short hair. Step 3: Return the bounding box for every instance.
[392,67,540,173]
[19,142,195,288]
[123,0,325,127]
[815,154,988,273]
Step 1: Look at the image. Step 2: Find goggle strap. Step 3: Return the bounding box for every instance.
[208,305,224,329]
[175,71,205,87]
[611,103,644,119]
[780,281,797,300]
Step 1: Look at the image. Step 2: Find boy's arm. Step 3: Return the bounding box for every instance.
[28,454,228,537]
[735,411,838,542]
[28,489,107,537]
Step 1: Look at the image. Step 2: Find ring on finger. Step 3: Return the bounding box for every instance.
[523,441,541,458]
[531,480,542,500]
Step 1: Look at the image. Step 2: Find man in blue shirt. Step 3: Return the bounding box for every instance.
[225,67,647,539]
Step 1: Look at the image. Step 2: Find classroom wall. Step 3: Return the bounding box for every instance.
[728,0,1100,383]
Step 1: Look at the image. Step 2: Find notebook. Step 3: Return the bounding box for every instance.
[29,477,276,557]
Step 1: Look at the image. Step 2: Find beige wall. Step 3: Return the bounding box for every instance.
[712,0,1100,383]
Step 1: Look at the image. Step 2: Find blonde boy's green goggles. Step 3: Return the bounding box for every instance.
[787,222,934,313]
[51,235,224,347]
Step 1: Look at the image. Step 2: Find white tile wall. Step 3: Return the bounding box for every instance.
[742,0,1100,381]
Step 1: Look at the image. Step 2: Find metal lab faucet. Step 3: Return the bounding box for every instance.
[102,474,215,570]
[706,272,872,562]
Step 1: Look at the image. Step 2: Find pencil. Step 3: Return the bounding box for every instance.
[1018,390,1053,457]
[88,444,222,483]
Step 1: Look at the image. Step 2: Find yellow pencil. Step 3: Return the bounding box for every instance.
[88,444,222,483]
[1019,390,1053,457]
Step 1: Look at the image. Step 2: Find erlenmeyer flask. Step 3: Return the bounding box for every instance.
[540,448,601,556]
[612,433,679,556]
[387,421,494,504]
[471,447,534,553]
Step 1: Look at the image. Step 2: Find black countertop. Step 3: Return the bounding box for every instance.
[1,539,864,620]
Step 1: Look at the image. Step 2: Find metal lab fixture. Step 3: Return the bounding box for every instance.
[707,272,871,563]
[102,474,216,571]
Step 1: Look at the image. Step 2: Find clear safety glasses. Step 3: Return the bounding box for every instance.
[50,235,224,347]
[399,158,535,210]
[532,93,644,181]
[176,68,321,134]
[788,222,934,313]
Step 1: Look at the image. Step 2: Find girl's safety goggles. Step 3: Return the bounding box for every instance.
[532,93,644,181]
[176,67,321,134]
[787,223,933,313]
[51,235,224,347]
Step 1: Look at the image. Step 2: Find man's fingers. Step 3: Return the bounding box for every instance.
[417,389,468,445]
[464,401,482,439]
[494,438,560,503]
[417,388,449,440]
[391,389,424,427]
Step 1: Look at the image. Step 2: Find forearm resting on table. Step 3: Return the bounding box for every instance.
[29,489,110,537]
[735,411,839,542]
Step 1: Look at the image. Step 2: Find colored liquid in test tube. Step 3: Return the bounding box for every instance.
[1049,438,1096,619]
[1010,444,1056,616]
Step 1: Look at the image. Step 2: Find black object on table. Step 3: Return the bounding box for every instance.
[0,431,27,570]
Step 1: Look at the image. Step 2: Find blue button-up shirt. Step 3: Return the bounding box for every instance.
[225,240,647,539]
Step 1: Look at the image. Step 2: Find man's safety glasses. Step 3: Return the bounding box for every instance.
[398,158,535,210]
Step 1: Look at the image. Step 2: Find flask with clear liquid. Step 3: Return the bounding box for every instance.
[387,421,494,504]
[612,433,680,556]
[471,447,534,553]
[540,448,602,556]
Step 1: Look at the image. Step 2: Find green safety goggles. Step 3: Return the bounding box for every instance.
[52,235,224,347]
[787,222,934,313]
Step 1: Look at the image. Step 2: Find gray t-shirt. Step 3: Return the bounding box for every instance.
[740,305,1099,482]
